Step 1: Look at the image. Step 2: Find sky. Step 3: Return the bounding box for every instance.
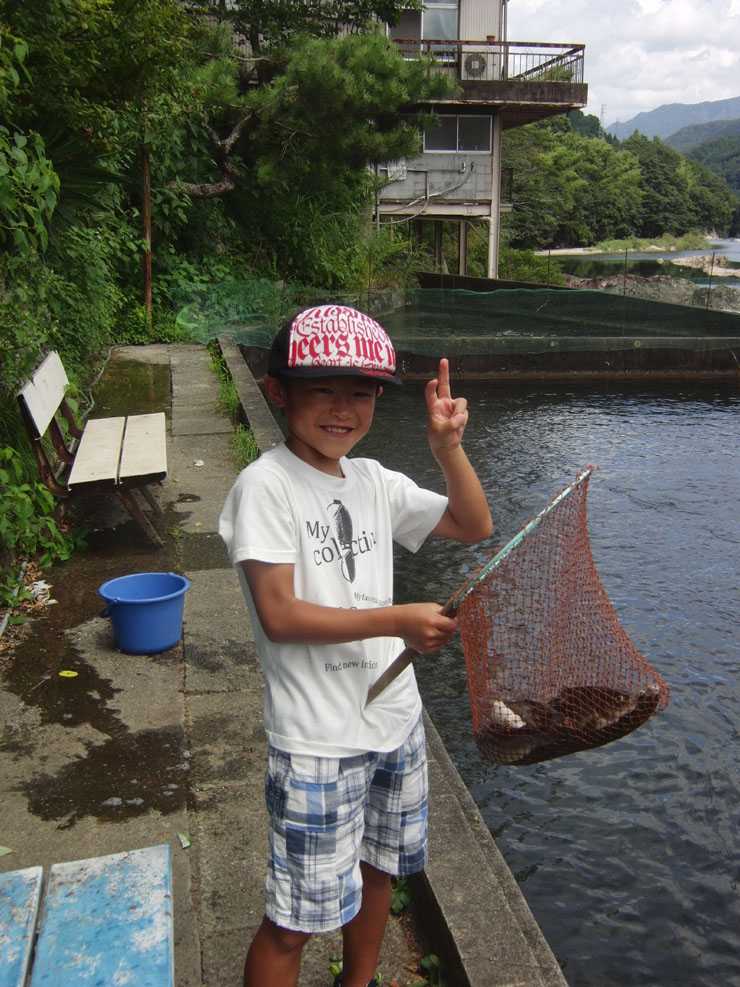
[506,0,740,127]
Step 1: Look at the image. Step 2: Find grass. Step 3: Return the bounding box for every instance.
[208,341,260,470]
[232,424,259,469]
[594,232,711,253]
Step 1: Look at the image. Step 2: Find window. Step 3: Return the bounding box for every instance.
[388,3,458,57]
[423,1,457,41]
[423,115,492,153]
[458,116,491,151]
[424,116,458,151]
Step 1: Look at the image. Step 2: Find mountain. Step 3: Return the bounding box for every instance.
[607,95,740,142]
[687,136,740,195]
[666,117,740,154]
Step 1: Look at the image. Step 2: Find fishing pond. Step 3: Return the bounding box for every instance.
[357,378,739,987]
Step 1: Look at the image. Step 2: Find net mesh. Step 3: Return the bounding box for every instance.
[457,470,670,765]
[176,281,740,359]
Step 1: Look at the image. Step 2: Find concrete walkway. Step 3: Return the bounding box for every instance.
[0,343,568,987]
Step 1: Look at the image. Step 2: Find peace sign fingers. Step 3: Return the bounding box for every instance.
[436,357,452,400]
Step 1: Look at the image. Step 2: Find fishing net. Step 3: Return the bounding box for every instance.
[454,468,670,765]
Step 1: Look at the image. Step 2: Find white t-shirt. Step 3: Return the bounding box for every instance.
[218,443,448,756]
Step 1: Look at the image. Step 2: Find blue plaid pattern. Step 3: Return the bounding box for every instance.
[264,716,428,933]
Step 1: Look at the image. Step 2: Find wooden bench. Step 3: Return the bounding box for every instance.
[0,844,174,987]
[18,351,167,547]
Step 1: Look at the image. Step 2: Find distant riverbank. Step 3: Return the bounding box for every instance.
[668,254,738,276]
[535,233,714,257]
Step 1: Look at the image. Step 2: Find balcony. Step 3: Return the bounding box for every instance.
[392,39,587,125]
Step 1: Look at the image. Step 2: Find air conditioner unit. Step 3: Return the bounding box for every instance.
[461,47,498,81]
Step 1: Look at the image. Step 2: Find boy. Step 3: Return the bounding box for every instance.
[219,305,492,987]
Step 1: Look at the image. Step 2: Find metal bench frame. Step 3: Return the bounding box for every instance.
[17,351,167,547]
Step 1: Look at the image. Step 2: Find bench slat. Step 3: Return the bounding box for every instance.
[119,413,167,481]
[29,845,173,987]
[18,352,68,439]
[0,866,43,987]
[67,417,125,488]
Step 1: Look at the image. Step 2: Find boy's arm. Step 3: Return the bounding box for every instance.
[426,358,493,543]
[242,559,457,651]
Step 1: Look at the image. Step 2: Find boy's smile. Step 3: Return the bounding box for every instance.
[266,375,380,476]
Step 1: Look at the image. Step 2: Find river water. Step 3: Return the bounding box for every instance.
[556,237,740,289]
[356,378,739,987]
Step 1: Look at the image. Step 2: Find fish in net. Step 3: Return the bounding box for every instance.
[457,467,669,764]
[367,467,670,765]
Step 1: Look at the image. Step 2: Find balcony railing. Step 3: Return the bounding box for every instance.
[392,39,585,85]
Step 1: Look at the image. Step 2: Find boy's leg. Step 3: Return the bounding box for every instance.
[243,916,311,987]
[342,716,429,987]
[340,861,392,987]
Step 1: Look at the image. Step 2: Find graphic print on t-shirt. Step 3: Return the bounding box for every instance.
[304,500,377,583]
[328,499,355,582]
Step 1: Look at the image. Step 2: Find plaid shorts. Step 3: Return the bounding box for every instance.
[264,715,428,933]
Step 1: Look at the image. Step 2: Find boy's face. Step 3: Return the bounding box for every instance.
[265,374,381,476]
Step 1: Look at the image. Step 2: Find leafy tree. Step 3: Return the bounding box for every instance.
[503,121,642,247]
[555,135,642,244]
[0,25,59,253]
[567,110,603,139]
[226,31,453,284]
[688,135,740,195]
[621,133,694,236]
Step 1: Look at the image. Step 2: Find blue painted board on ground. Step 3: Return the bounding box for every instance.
[30,844,174,987]
[1,844,173,987]
[0,866,43,987]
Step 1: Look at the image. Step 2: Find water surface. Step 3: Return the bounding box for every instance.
[357,379,739,987]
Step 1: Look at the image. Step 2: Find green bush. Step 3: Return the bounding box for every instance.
[0,447,81,571]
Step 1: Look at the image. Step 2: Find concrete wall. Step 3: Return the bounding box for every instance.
[378,150,493,204]
[460,0,502,40]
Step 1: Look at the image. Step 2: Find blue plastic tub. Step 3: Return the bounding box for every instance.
[98,572,191,654]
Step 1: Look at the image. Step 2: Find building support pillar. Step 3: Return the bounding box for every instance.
[488,112,504,279]
[434,220,443,271]
[458,221,468,276]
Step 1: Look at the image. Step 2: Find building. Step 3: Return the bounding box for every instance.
[377,1,588,277]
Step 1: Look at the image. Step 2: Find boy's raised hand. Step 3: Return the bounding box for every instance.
[425,357,469,458]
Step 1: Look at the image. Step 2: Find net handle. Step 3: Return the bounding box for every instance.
[365,466,595,707]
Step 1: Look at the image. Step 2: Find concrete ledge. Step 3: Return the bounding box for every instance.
[217,340,568,986]
[423,714,567,987]
[218,336,284,451]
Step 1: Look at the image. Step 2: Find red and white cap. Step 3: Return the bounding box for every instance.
[268,305,401,384]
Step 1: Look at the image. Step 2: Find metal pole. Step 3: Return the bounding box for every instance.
[623,248,628,296]
[706,250,715,309]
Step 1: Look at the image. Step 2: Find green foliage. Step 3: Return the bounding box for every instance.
[390,876,412,915]
[688,134,740,195]
[0,126,59,251]
[207,342,258,467]
[503,117,737,249]
[0,447,81,569]
[567,110,605,139]
[593,232,709,253]
[203,0,422,59]
[414,953,444,986]
[232,424,258,469]
[227,32,453,286]
[499,244,565,285]
[463,222,565,285]
[0,25,59,253]
[666,116,740,155]
[504,120,644,247]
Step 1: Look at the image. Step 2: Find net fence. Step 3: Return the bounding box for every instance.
[456,469,670,765]
[176,280,740,358]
